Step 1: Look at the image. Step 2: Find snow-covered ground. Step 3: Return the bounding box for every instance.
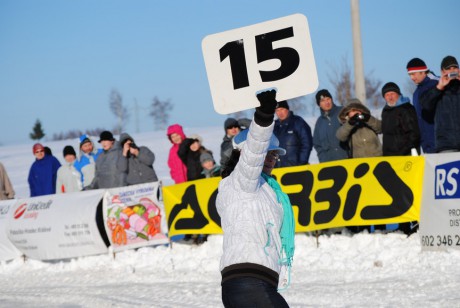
[1,125,460,307]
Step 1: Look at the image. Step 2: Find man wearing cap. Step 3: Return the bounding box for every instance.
[74,134,103,188]
[406,58,438,153]
[88,131,127,189]
[420,55,460,152]
[313,89,349,163]
[381,82,421,156]
[27,143,61,197]
[273,100,312,167]
[56,145,82,193]
[220,117,251,167]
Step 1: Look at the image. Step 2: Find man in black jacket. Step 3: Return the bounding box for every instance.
[420,55,460,153]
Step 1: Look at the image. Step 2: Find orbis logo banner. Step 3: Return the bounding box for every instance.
[163,156,424,236]
[435,161,460,199]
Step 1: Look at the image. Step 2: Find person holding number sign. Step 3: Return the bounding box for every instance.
[217,90,294,307]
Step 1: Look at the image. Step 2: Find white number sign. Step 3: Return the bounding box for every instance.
[202,14,318,114]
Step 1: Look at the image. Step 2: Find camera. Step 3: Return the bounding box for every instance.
[357,114,365,120]
[448,72,459,79]
[129,143,138,150]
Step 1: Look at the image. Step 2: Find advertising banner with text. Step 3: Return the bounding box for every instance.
[6,190,108,260]
[420,153,460,251]
[163,156,424,236]
[0,199,22,261]
[103,182,169,252]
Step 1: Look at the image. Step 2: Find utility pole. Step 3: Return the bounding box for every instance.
[351,0,366,104]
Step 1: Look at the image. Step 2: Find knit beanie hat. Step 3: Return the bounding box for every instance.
[276,100,289,110]
[315,89,332,105]
[224,118,239,130]
[63,145,76,157]
[200,152,214,164]
[79,134,92,148]
[98,131,115,143]
[32,143,45,154]
[406,58,428,73]
[441,55,459,70]
[381,82,401,97]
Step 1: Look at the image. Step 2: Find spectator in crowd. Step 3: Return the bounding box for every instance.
[381,82,421,156]
[336,98,382,158]
[88,131,126,189]
[220,117,251,167]
[420,55,460,153]
[406,58,438,153]
[273,100,313,167]
[74,134,103,188]
[44,146,53,156]
[118,133,158,185]
[217,90,293,307]
[382,82,421,235]
[200,151,221,178]
[178,134,209,181]
[166,124,188,184]
[28,143,61,197]
[313,89,349,163]
[0,162,15,200]
[56,145,82,193]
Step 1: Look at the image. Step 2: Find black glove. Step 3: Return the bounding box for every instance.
[254,90,277,127]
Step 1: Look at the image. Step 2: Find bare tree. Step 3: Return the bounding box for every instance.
[109,89,129,134]
[150,96,173,131]
[328,56,384,108]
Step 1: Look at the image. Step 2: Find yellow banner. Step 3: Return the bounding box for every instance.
[162,156,425,236]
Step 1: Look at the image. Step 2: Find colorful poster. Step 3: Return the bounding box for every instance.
[420,153,460,251]
[6,190,108,260]
[103,182,169,252]
[163,156,425,236]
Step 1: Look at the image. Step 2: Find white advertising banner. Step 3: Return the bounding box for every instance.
[202,13,318,114]
[420,153,460,251]
[0,199,22,261]
[103,182,169,252]
[6,190,108,260]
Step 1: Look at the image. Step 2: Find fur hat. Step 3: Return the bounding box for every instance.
[406,58,428,73]
[232,129,286,155]
[98,131,115,143]
[381,82,401,97]
[200,152,214,164]
[315,89,332,105]
[441,55,459,70]
[32,143,45,154]
[63,145,76,157]
[276,100,289,110]
[338,98,370,123]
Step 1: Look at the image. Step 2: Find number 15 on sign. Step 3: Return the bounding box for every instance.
[202,14,318,115]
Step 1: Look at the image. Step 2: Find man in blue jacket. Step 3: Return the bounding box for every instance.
[406,58,438,153]
[273,100,312,167]
[28,143,61,197]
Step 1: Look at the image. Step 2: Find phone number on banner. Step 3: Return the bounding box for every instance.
[421,235,460,247]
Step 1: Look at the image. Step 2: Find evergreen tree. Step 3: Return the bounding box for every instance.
[30,119,45,140]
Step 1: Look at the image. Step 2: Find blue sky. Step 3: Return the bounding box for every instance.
[1,0,459,146]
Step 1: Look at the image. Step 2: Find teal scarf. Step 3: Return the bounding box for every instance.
[262,172,295,289]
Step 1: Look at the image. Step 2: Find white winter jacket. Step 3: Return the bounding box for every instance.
[216,120,285,287]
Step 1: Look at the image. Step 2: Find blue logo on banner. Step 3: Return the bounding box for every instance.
[435,161,460,199]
